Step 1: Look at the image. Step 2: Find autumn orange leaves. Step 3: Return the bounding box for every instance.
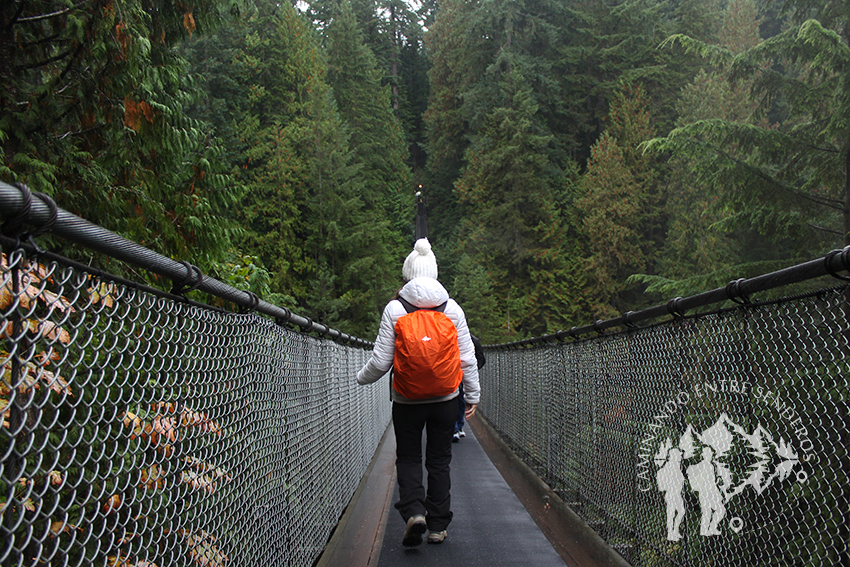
[2,252,231,567]
[122,403,223,447]
[1,252,114,403]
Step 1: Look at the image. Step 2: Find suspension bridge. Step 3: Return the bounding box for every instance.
[1,181,848,567]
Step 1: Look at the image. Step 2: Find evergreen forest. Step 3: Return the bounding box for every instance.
[3,0,849,343]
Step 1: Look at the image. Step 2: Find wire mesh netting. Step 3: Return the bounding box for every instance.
[1,248,391,567]
[480,287,849,567]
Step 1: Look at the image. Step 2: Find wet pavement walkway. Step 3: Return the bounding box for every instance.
[376,425,570,567]
[317,416,629,567]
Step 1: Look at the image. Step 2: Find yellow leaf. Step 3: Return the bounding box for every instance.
[139,464,165,490]
[180,470,216,494]
[23,319,71,344]
[102,494,122,514]
[140,101,154,123]
[181,530,228,567]
[0,284,13,310]
[50,470,64,486]
[122,411,155,442]
[108,553,158,567]
[152,415,178,443]
[49,520,70,536]
[3,360,72,396]
[124,96,142,131]
[184,456,232,482]
[3,360,39,393]
[182,409,222,435]
[183,12,196,37]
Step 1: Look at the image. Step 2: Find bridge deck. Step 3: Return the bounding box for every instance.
[319,415,627,567]
[376,423,568,566]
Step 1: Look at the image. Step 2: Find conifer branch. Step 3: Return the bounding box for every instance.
[16,3,86,23]
[23,32,63,47]
[53,124,105,141]
[805,222,842,235]
[648,129,843,212]
[15,48,74,71]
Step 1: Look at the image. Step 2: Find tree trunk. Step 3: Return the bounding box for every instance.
[844,144,850,246]
[390,4,400,111]
[0,2,21,162]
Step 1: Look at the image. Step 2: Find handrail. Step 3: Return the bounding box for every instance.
[493,246,850,348]
[0,181,371,346]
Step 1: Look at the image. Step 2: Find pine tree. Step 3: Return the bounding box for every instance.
[324,0,412,240]
[455,69,586,337]
[577,82,658,317]
[422,0,486,243]
[557,0,710,160]
[423,0,576,248]
[450,254,504,343]
[213,3,323,299]
[637,0,768,296]
[185,0,408,336]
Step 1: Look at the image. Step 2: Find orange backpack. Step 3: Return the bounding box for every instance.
[392,297,463,399]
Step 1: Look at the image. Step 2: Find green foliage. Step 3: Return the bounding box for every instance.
[636,0,850,301]
[454,67,588,338]
[303,0,429,176]
[650,9,850,255]
[211,251,296,308]
[419,0,481,245]
[324,0,411,239]
[5,0,849,344]
[182,0,412,337]
[634,1,771,296]
[421,0,736,334]
[0,0,240,272]
[450,254,504,342]
[577,82,661,317]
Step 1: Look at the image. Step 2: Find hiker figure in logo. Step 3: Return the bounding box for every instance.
[687,446,727,536]
[656,447,685,541]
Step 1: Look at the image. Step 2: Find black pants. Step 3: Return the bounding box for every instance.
[392,398,456,531]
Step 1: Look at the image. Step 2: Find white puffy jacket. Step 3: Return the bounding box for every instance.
[356,277,481,405]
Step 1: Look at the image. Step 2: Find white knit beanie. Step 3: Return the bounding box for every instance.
[402,238,438,281]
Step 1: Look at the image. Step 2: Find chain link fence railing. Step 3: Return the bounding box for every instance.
[1,224,391,565]
[4,181,850,567]
[480,281,849,566]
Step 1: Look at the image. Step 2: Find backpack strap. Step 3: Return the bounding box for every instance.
[397,296,447,314]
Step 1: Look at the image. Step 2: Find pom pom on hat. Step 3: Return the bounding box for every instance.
[402,238,439,281]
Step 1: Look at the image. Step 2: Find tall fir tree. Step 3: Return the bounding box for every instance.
[455,68,586,338]
[422,0,486,245]
[212,2,326,300]
[577,82,659,318]
[423,0,577,256]
[185,0,411,336]
[324,0,412,242]
[636,0,769,296]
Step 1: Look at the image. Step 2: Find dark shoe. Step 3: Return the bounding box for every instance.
[428,530,447,544]
[402,514,427,547]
